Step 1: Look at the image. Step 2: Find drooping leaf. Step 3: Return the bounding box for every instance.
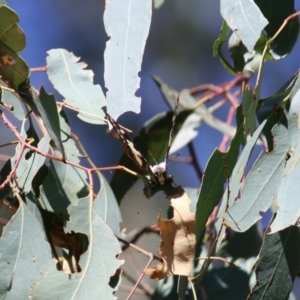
[103,0,152,119]
[32,195,122,300]
[0,201,52,299]
[196,106,245,242]
[220,0,268,52]
[224,124,288,232]
[31,86,65,157]
[248,226,300,299]
[46,49,106,124]
[216,119,267,249]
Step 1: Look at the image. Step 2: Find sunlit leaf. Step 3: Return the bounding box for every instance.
[46,49,106,124]
[270,78,300,233]
[0,201,52,299]
[216,119,266,249]
[225,124,288,232]
[103,0,152,119]
[220,0,268,52]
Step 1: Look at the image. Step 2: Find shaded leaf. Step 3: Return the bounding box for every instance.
[225,124,288,232]
[220,0,268,52]
[196,106,245,243]
[242,84,257,134]
[32,195,122,300]
[104,0,152,119]
[46,49,106,124]
[248,226,300,300]
[31,86,65,157]
[0,201,52,299]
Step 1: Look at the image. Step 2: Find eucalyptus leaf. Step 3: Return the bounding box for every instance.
[104,0,152,119]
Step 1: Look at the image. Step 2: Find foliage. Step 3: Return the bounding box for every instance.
[0,1,300,299]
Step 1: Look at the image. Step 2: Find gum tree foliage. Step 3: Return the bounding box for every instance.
[0,0,300,299]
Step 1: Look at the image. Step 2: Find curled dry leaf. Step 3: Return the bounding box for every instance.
[144,192,196,279]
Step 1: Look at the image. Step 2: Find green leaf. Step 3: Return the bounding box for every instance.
[103,0,152,119]
[32,196,122,300]
[0,159,12,201]
[0,42,29,88]
[0,201,52,299]
[46,49,106,124]
[96,172,122,236]
[248,226,300,299]
[242,84,258,134]
[216,119,267,249]
[254,0,299,59]
[31,86,65,157]
[220,0,268,52]
[0,6,26,52]
[196,107,245,242]
[225,124,288,232]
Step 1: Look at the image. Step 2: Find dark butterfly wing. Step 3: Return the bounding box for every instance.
[103,96,179,186]
[149,95,180,185]
[103,110,161,185]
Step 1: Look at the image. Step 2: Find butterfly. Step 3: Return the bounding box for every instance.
[103,97,179,187]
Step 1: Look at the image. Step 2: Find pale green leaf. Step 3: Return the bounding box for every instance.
[249,226,300,299]
[225,124,288,232]
[0,201,52,299]
[17,133,51,192]
[220,0,268,52]
[216,120,267,249]
[104,0,152,119]
[270,80,300,233]
[46,49,106,124]
[96,172,122,236]
[32,196,122,300]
